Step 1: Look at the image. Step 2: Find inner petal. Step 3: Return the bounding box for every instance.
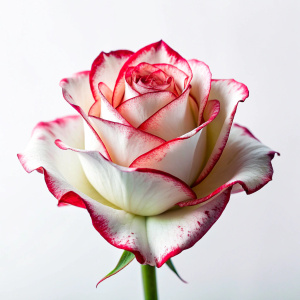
[153,64,189,93]
[137,71,175,92]
[112,41,193,107]
[128,63,179,96]
[116,91,177,128]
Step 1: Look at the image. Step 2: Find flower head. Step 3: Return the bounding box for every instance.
[18,41,277,267]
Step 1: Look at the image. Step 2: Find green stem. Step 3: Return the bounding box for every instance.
[141,265,158,300]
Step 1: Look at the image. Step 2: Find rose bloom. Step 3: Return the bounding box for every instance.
[18,41,277,267]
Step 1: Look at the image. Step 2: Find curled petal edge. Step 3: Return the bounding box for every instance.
[178,124,279,207]
[60,72,111,160]
[194,79,250,186]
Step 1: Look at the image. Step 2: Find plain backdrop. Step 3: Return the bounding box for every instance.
[1,0,299,299]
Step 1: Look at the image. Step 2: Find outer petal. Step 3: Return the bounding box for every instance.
[138,86,197,140]
[194,79,249,185]
[90,50,134,103]
[18,115,113,209]
[86,186,231,266]
[60,71,94,115]
[179,124,278,207]
[18,115,158,263]
[130,100,220,185]
[116,91,176,128]
[59,72,110,158]
[83,202,150,264]
[56,141,196,217]
[112,41,193,107]
[188,60,212,125]
[18,115,231,268]
[88,116,165,167]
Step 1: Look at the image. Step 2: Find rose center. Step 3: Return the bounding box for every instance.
[135,70,170,87]
[125,62,179,96]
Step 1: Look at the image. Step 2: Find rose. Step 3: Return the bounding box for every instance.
[18,41,277,267]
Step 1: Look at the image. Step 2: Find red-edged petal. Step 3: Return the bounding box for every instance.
[90,50,133,103]
[132,75,172,94]
[60,71,94,115]
[90,82,130,125]
[86,185,231,267]
[146,187,231,267]
[138,86,196,140]
[112,41,192,107]
[116,91,177,128]
[18,115,232,267]
[60,72,110,159]
[124,78,140,102]
[179,124,278,207]
[56,141,196,217]
[194,79,249,185]
[153,63,189,92]
[130,100,220,185]
[89,82,114,118]
[18,115,164,264]
[17,116,113,209]
[88,116,165,167]
[188,60,212,124]
[128,63,176,95]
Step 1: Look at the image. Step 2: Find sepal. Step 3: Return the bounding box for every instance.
[165,259,187,283]
[96,250,135,287]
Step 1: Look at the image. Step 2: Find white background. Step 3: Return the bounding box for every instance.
[1,0,299,299]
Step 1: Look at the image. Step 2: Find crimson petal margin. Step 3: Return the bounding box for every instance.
[188,59,212,125]
[124,77,140,101]
[138,86,196,140]
[153,63,189,92]
[129,63,175,95]
[88,82,113,118]
[88,116,165,167]
[194,79,249,185]
[88,82,130,126]
[18,115,232,267]
[17,116,159,264]
[179,124,278,207]
[130,100,220,185]
[60,71,94,114]
[60,72,110,159]
[94,82,131,125]
[112,40,193,107]
[17,115,114,209]
[90,50,134,103]
[116,91,177,128]
[86,186,232,267]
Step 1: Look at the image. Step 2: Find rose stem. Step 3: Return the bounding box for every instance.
[141,264,158,300]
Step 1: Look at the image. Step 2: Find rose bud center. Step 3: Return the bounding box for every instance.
[126,62,179,96]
